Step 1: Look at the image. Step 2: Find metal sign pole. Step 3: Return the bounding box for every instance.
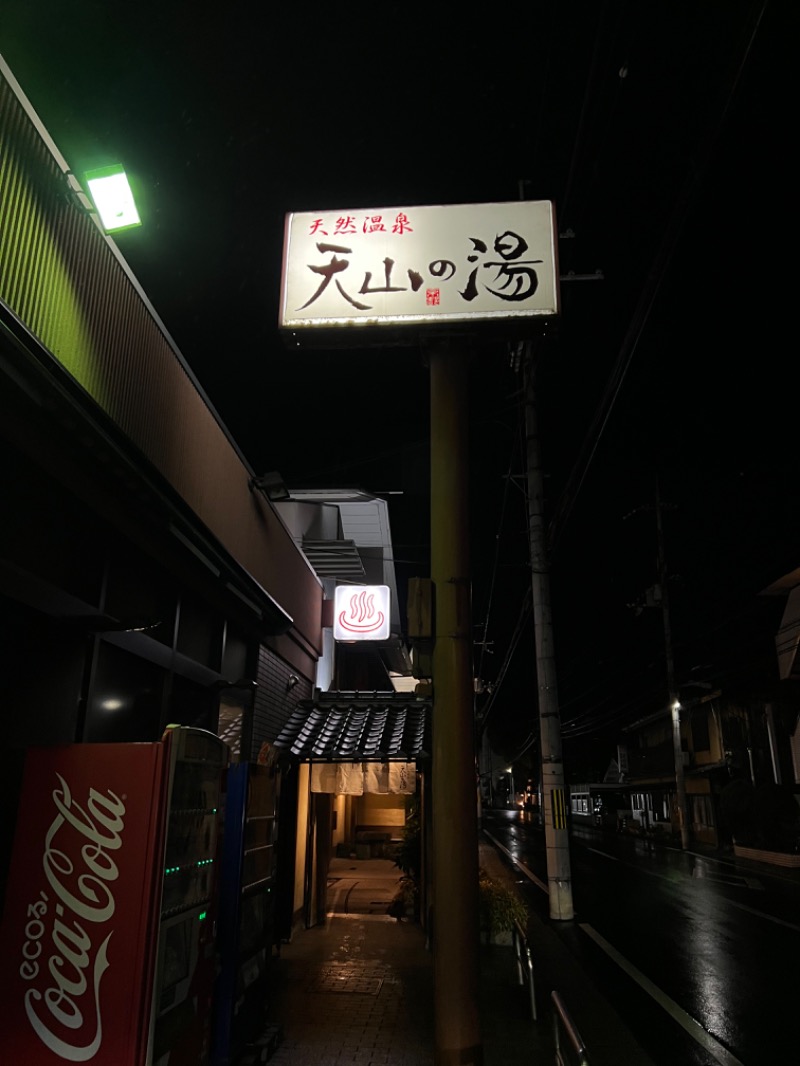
[429,339,483,1066]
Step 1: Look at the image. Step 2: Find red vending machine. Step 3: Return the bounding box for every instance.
[0,726,228,1066]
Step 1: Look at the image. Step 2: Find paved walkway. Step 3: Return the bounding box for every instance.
[248,838,656,1066]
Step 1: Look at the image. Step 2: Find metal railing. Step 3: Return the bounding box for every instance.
[551,990,590,1065]
[512,919,537,1020]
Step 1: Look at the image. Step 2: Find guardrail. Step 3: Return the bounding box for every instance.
[551,990,590,1065]
[512,919,537,1020]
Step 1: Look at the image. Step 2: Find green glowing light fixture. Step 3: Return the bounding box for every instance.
[85,164,141,232]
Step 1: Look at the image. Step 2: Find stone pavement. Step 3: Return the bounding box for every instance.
[252,838,656,1066]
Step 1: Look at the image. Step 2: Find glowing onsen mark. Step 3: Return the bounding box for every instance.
[339,590,385,634]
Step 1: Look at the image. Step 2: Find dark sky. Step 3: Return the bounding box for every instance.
[2,1,794,772]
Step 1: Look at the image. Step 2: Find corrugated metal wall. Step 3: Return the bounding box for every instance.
[252,645,313,753]
[0,77,132,406]
[0,65,323,662]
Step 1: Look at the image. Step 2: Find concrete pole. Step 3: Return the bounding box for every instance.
[429,340,482,1066]
[523,347,574,921]
[655,480,689,849]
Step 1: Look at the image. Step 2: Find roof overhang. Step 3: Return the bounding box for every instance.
[272,691,431,762]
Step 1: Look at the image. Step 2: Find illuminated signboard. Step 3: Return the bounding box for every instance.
[279,200,558,347]
[333,585,391,642]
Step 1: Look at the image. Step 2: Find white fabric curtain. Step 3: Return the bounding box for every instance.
[310,761,416,794]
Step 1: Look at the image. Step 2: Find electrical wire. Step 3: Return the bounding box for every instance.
[547,0,771,554]
[477,586,532,737]
[475,415,522,690]
[558,0,613,226]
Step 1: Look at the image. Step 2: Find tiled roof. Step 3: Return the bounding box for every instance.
[273,691,430,762]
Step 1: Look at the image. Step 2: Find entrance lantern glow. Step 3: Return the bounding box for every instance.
[85,164,141,232]
[333,585,391,642]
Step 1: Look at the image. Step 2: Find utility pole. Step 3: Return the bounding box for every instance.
[655,479,689,849]
[523,343,574,920]
[428,340,482,1066]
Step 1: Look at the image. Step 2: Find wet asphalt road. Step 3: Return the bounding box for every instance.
[483,809,800,1066]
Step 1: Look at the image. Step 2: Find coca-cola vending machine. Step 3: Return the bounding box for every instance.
[0,725,228,1066]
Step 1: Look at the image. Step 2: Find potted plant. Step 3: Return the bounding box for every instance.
[390,799,422,920]
[390,804,530,936]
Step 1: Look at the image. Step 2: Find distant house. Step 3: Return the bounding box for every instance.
[761,568,800,785]
[620,685,796,847]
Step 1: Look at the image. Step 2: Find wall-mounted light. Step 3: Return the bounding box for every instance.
[85,164,141,232]
[286,674,299,692]
[248,471,291,501]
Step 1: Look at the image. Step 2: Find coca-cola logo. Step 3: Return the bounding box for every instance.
[18,773,126,1061]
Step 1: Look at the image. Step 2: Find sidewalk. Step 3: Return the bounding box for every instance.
[250,839,656,1066]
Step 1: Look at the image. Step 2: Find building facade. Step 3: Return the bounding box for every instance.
[0,53,429,978]
[0,55,326,932]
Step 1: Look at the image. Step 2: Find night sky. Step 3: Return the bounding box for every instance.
[2,1,793,775]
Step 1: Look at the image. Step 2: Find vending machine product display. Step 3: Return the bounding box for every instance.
[212,761,280,1066]
[0,726,229,1066]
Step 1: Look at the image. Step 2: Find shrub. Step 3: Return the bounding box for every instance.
[392,797,421,919]
[393,803,421,880]
[478,868,528,934]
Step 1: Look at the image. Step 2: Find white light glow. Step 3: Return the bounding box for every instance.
[333,584,391,641]
[86,165,141,232]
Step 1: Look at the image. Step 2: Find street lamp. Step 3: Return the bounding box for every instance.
[625,482,689,848]
[671,698,689,848]
[85,164,141,232]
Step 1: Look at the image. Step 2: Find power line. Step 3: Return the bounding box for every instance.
[547,0,770,553]
[477,586,532,737]
[475,414,523,689]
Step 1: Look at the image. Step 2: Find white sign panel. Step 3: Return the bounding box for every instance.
[334,585,391,642]
[279,200,558,345]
